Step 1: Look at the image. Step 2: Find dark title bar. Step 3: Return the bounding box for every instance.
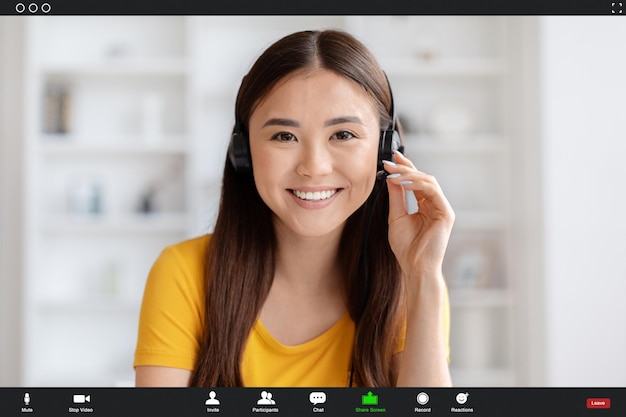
[2,0,624,15]
[0,387,624,416]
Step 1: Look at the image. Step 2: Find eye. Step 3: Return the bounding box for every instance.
[271,132,297,142]
[331,130,356,141]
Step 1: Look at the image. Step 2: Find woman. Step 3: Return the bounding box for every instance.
[134,29,454,387]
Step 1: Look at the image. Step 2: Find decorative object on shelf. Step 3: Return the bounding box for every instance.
[414,36,439,62]
[449,242,495,288]
[427,101,477,142]
[136,160,184,215]
[43,82,72,135]
[137,186,157,214]
[67,176,103,216]
[104,43,131,59]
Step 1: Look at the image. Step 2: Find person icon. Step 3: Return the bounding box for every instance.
[205,390,220,405]
[257,390,274,405]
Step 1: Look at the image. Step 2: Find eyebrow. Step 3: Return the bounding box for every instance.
[324,116,365,127]
[262,118,300,128]
[261,116,365,128]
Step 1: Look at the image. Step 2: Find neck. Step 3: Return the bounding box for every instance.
[272,218,344,295]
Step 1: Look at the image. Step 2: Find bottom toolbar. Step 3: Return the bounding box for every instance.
[1,387,623,416]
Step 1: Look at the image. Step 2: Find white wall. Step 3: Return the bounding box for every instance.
[540,17,626,386]
[0,17,24,386]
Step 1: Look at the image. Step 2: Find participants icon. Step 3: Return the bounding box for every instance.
[257,390,276,405]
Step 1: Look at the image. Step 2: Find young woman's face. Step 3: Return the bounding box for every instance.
[248,69,381,238]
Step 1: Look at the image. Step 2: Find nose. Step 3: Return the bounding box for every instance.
[295,140,334,178]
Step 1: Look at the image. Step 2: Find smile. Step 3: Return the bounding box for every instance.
[291,189,338,202]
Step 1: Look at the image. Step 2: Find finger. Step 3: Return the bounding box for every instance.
[382,155,453,217]
[387,177,407,223]
[392,150,417,169]
[387,175,454,219]
[385,170,439,199]
[382,156,421,176]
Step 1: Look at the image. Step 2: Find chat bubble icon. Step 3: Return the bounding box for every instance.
[309,392,326,405]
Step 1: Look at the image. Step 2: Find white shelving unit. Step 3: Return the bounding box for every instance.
[21,16,524,387]
[22,16,193,386]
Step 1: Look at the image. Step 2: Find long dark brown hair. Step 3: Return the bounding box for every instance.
[190,30,404,387]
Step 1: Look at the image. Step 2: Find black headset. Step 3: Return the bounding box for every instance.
[228,73,403,176]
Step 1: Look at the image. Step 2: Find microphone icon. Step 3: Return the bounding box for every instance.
[24,392,30,406]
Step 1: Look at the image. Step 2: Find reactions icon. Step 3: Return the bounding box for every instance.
[309,392,327,405]
[456,392,469,405]
[416,392,429,405]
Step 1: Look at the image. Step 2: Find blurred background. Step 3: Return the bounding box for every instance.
[0,16,624,387]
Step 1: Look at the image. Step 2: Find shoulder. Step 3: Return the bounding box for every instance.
[145,234,212,298]
[135,234,212,371]
[155,234,211,274]
[140,233,213,328]
[162,234,211,260]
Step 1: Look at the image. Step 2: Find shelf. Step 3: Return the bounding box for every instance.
[38,136,188,156]
[454,210,509,230]
[38,57,188,77]
[405,134,508,154]
[385,58,504,78]
[41,213,188,234]
[38,299,141,314]
[448,287,512,308]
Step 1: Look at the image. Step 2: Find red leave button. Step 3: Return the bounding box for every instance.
[587,398,611,409]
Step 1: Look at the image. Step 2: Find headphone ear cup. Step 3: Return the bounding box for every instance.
[228,130,252,174]
[378,128,400,171]
[391,129,401,157]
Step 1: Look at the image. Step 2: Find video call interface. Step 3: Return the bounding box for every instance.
[1,9,625,417]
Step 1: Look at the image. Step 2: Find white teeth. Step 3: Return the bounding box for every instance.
[293,189,337,201]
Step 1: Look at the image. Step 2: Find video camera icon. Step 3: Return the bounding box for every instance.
[73,394,91,404]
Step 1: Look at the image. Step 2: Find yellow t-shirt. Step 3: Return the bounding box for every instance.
[134,235,450,386]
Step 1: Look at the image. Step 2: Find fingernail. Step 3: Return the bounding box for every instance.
[382,160,396,166]
[386,173,401,179]
[394,150,405,158]
[400,180,413,185]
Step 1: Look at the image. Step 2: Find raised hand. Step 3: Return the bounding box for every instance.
[384,150,455,284]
